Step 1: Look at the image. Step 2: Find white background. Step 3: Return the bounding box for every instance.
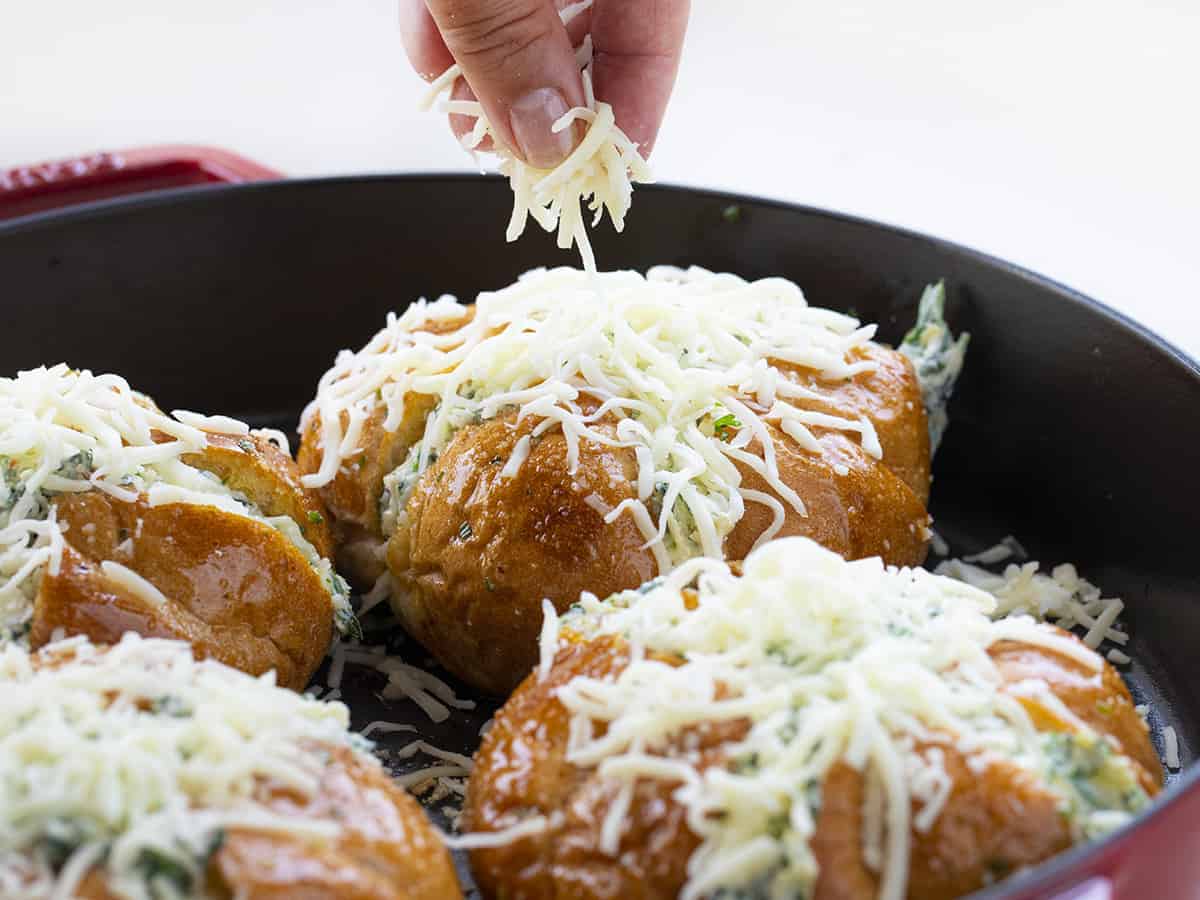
[3,1,1198,356]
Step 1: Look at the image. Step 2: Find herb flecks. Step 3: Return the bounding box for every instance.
[713,412,741,442]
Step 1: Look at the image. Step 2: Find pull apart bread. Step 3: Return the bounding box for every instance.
[299,267,933,694]
[0,634,461,900]
[0,365,355,689]
[463,536,1161,900]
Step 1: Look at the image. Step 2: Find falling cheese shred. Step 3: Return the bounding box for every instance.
[0,633,368,900]
[302,266,885,570]
[519,536,1150,900]
[420,0,651,271]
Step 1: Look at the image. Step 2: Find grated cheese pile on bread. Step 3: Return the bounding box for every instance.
[0,634,364,900]
[0,364,352,645]
[530,536,1151,900]
[301,266,889,572]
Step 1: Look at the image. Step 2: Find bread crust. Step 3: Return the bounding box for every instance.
[32,432,336,690]
[299,320,932,694]
[464,633,1161,900]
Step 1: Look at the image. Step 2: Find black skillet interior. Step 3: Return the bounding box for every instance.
[2,175,1199,896]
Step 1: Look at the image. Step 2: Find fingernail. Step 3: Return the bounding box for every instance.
[509,88,575,169]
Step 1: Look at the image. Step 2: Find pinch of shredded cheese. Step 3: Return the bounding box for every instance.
[301,266,886,570]
[522,536,1148,900]
[421,0,651,272]
[0,633,366,900]
[0,364,352,643]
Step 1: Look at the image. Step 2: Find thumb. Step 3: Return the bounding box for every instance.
[425,0,585,168]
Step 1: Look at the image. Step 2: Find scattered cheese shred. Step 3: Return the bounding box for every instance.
[421,0,651,271]
[302,266,885,571]
[935,555,1128,650]
[336,641,476,725]
[360,721,418,739]
[1164,725,1181,771]
[538,597,560,681]
[0,633,366,900]
[509,536,1149,900]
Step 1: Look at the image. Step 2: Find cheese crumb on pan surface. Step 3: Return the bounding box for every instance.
[301,266,887,570]
[421,0,651,272]
[0,633,367,900]
[0,364,353,644]
[521,536,1150,900]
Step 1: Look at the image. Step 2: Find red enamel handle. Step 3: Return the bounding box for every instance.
[0,145,282,221]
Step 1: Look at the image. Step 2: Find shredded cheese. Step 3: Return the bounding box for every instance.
[302,266,886,570]
[936,556,1127,650]
[1164,726,1181,771]
[360,721,418,739]
[508,536,1149,900]
[962,535,1026,565]
[0,364,353,644]
[0,633,368,900]
[421,0,651,271]
[170,410,250,436]
[441,815,551,850]
[538,597,560,681]
[334,641,477,725]
[252,428,292,456]
[98,560,168,608]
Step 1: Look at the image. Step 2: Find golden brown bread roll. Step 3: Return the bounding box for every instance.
[1,635,460,900]
[0,365,350,690]
[462,538,1161,900]
[298,269,933,694]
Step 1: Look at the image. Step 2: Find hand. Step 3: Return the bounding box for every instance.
[400,0,690,168]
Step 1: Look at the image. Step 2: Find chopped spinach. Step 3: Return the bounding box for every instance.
[899,281,969,454]
[334,593,364,642]
[36,818,99,872]
[57,450,94,480]
[135,846,195,897]
[150,695,192,718]
[713,412,742,441]
[1042,731,1150,832]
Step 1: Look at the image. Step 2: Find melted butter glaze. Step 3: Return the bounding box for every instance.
[33,491,332,691]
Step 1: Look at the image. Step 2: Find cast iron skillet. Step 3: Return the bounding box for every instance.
[1,171,1199,900]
